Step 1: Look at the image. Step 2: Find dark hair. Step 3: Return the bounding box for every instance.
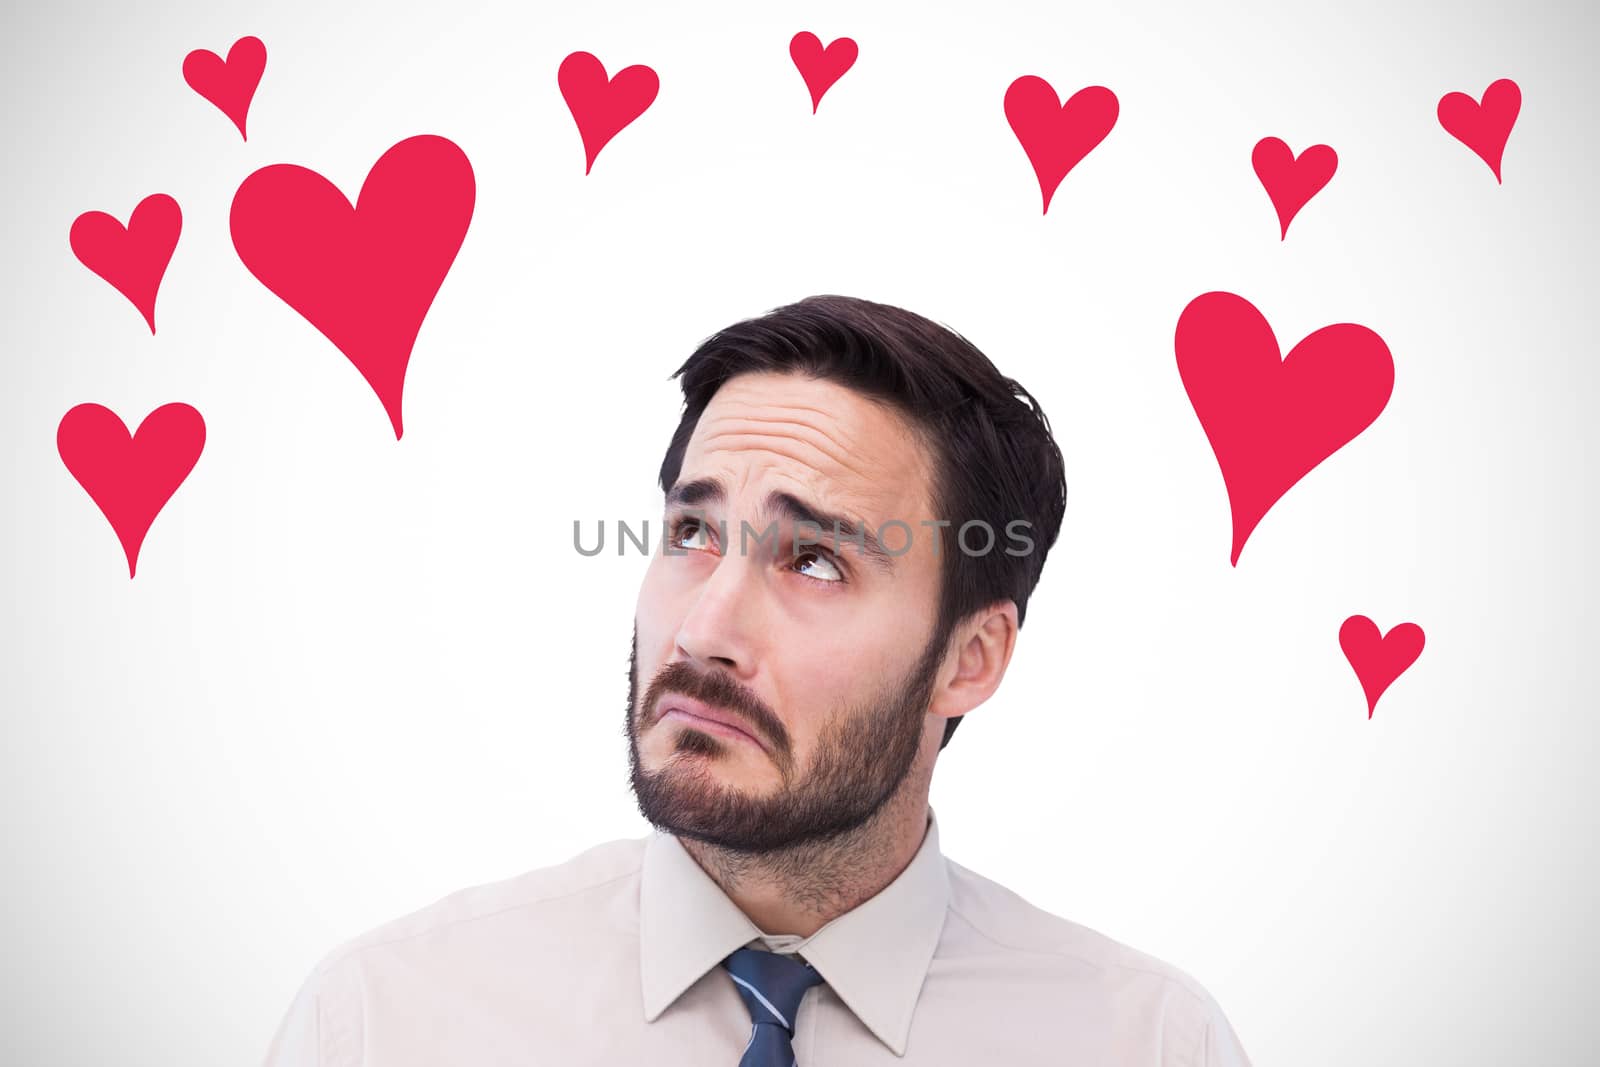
[657,294,1067,750]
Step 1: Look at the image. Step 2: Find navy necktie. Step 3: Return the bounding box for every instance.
[721,946,826,1066]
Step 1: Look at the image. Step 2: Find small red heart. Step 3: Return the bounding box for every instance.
[1339,615,1425,718]
[1175,291,1395,565]
[558,51,660,175]
[58,403,206,579]
[1252,137,1337,239]
[1004,77,1118,215]
[69,193,182,335]
[1437,78,1520,183]
[182,35,267,141]
[230,134,475,440]
[790,31,858,114]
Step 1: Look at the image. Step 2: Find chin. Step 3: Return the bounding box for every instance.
[662,740,772,790]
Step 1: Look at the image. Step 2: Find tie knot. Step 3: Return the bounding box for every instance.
[720,946,826,1034]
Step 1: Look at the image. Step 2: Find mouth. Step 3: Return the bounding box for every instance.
[657,695,765,750]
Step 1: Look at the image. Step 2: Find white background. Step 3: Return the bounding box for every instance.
[3,1,1596,1064]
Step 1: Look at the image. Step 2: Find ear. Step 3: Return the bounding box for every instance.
[928,600,1018,723]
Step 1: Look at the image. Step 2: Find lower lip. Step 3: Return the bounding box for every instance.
[661,708,761,747]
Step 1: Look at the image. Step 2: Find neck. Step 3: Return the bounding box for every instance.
[677,780,933,938]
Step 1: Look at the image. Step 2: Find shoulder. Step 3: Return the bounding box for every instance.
[942,858,1250,1065]
[943,856,1214,997]
[262,835,648,1067]
[317,833,648,975]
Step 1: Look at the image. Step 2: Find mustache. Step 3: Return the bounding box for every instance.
[644,660,783,749]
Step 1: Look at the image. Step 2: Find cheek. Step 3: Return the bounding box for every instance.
[777,634,869,710]
[635,557,683,660]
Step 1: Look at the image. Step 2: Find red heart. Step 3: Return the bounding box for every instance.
[229,134,475,440]
[69,193,182,334]
[790,31,858,114]
[558,51,660,175]
[1437,77,1520,183]
[182,35,267,141]
[57,403,205,579]
[1004,77,1118,215]
[1175,291,1395,565]
[1339,615,1425,718]
[1252,137,1337,240]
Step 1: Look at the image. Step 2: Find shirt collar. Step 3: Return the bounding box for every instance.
[639,805,950,1057]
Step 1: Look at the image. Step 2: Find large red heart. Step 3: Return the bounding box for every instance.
[182,35,266,141]
[1252,137,1337,239]
[1004,77,1118,215]
[57,403,206,579]
[1339,615,1425,718]
[229,134,475,440]
[69,193,181,334]
[558,51,660,175]
[1437,78,1520,183]
[790,32,858,113]
[1175,291,1395,565]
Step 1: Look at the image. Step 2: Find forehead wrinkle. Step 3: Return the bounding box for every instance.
[686,379,938,537]
[697,398,925,489]
[682,458,931,569]
[696,426,875,487]
[727,411,863,471]
[709,392,918,467]
[680,448,898,536]
[729,398,843,424]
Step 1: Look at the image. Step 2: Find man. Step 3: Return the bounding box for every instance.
[261,294,1252,1065]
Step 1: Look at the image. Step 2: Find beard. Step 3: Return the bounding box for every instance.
[623,620,948,854]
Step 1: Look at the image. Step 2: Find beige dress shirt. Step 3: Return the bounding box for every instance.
[260,806,1252,1065]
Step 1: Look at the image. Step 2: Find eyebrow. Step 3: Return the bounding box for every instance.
[664,476,896,575]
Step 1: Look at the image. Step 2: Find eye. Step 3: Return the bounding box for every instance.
[667,516,715,553]
[668,515,847,587]
[792,548,846,585]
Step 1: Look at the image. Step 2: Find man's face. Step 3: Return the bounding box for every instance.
[625,370,950,852]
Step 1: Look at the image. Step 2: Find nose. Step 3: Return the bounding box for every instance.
[673,547,761,679]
